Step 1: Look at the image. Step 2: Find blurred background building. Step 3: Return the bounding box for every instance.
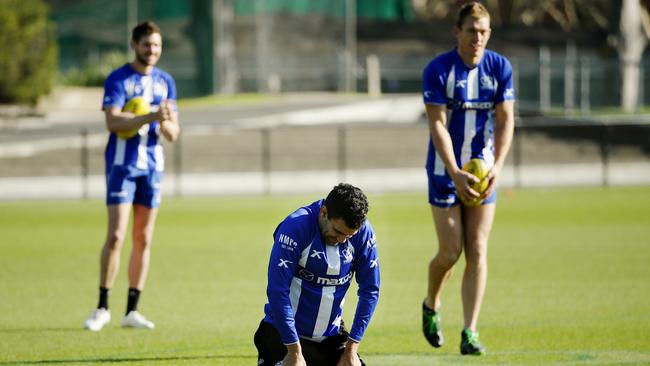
[46,0,650,112]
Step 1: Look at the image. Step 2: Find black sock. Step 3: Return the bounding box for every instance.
[126,288,141,315]
[98,287,110,310]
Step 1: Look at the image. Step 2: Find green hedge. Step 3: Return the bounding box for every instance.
[0,0,57,105]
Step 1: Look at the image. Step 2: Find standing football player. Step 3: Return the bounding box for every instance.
[83,20,180,331]
[421,2,515,355]
[254,183,380,366]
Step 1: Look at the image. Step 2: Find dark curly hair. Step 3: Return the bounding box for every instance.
[132,20,161,43]
[324,183,369,230]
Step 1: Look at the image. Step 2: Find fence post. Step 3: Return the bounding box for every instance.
[580,58,591,116]
[338,126,347,183]
[600,124,610,187]
[262,128,271,194]
[539,45,551,113]
[173,131,182,197]
[513,124,523,188]
[366,54,381,98]
[564,41,576,116]
[80,128,89,200]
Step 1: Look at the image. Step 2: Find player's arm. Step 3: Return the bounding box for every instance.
[425,104,480,202]
[348,225,380,343]
[159,76,180,142]
[159,99,180,142]
[483,99,514,198]
[266,220,305,347]
[104,106,168,134]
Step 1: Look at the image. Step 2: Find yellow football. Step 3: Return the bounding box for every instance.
[117,96,150,139]
[460,158,490,207]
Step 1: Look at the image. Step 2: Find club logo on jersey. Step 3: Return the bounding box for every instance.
[278,259,292,268]
[455,80,467,88]
[341,246,353,264]
[505,88,515,98]
[480,75,496,90]
[370,258,379,268]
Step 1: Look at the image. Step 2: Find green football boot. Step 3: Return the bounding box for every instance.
[422,302,444,348]
[460,328,486,355]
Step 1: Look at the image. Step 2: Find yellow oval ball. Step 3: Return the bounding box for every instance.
[117,97,151,139]
[460,158,490,207]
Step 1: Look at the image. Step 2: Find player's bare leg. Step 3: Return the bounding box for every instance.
[100,203,131,288]
[461,203,494,330]
[85,203,130,331]
[426,205,464,311]
[459,203,494,354]
[121,204,158,329]
[423,204,464,348]
[128,205,158,290]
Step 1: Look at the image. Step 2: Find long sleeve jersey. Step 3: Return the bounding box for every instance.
[263,199,380,345]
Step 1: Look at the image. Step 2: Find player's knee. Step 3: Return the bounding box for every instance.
[434,249,461,268]
[105,232,125,250]
[464,246,487,267]
[132,231,153,249]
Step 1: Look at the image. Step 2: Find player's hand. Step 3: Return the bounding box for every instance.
[155,99,172,122]
[481,164,500,199]
[282,344,306,366]
[451,169,480,203]
[336,352,361,366]
[337,339,362,366]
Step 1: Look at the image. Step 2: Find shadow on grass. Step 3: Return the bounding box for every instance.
[0,355,254,365]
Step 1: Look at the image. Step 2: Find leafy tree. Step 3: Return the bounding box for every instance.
[0,0,57,105]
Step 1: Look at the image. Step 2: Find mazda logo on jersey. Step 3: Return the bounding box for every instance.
[298,269,314,281]
[316,272,353,286]
[296,266,354,286]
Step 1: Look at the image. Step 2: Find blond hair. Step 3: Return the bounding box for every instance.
[456,2,490,28]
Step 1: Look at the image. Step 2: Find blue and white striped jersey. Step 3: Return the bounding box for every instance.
[422,48,515,175]
[263,199,380,345]
[102,63,177,172]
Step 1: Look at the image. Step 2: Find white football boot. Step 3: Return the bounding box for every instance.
[121,311,155,329]
[83,308,111,331]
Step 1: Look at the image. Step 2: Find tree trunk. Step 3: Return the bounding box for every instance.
[619,0,647,112]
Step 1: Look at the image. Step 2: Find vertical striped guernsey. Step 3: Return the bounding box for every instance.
[422,47,515,175]
[263,199,380,345]
[102,63,177,173]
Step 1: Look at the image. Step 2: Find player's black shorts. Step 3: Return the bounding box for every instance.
[253,320,366,366]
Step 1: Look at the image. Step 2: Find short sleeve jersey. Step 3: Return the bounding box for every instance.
[263,200,380,345]
[102,63,177,172]
[422,48,515,176]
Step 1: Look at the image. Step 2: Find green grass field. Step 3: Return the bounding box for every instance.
[1,187,649,365]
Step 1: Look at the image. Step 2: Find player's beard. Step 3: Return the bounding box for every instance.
[135,51,159,67]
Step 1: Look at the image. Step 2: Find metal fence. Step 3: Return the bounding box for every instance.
[0,121,648,200]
